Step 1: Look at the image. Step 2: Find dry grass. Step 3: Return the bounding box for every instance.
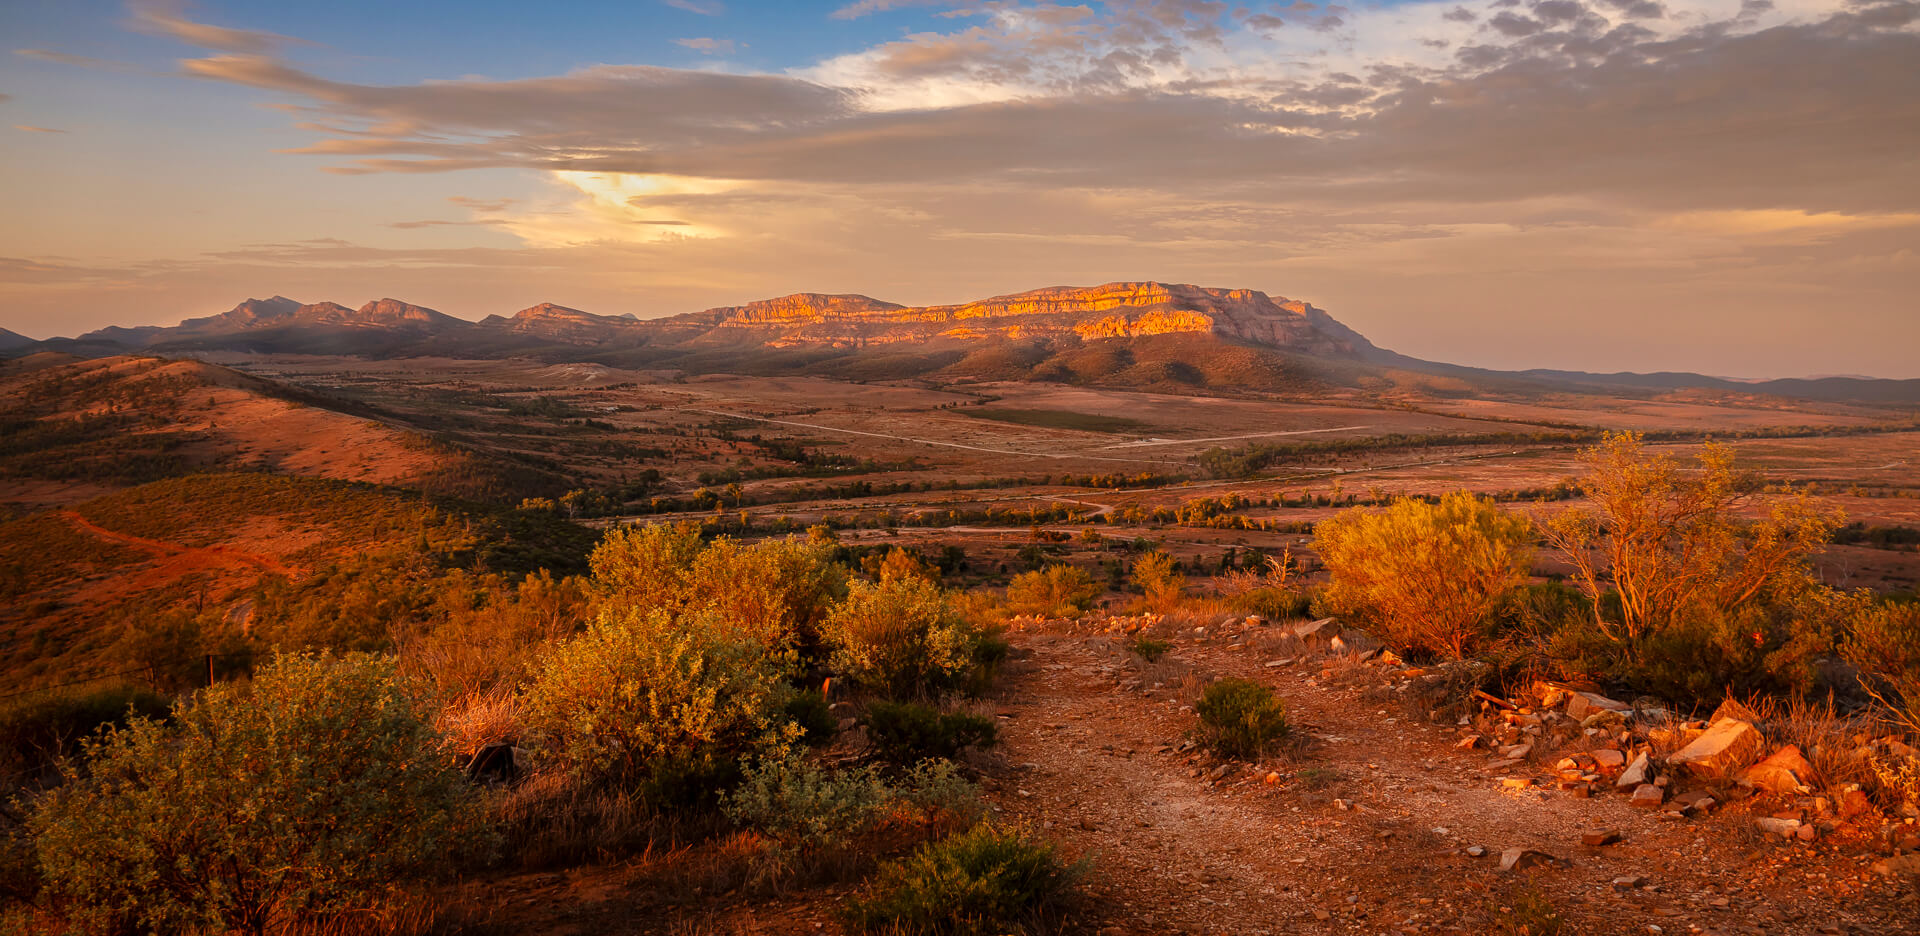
[487,770,661,868]
[1745,694,1878,793]
[435,690,521,758]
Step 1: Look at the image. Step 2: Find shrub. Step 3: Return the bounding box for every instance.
[846,822,1084,935]
[1315,492,1534,659]
[1131,552,1185,611]
[520,607,799,800]
[0,683,171,790]
[1843,599,1920,736]
[1004,565,1100,618]
[824,576,982,698]
[28,653,481,936]
[1194,677,1288,759]
[586,521,705,622]
[1226,587,1312,621]
[862,701,998,765]
[896,759,985,828]
[784,688,840,746]
[1126,634,1171,663]
[721,754,893,854]
[1543,433,1838,643]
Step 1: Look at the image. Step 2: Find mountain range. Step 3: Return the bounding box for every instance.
[11,282,1919,403]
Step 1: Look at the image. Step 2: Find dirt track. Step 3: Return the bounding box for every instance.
[990,625,1918,934]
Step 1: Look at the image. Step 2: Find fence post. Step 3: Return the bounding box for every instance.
[206,654,215,688]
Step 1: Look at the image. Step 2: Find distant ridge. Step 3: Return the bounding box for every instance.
[13,282,1917,404]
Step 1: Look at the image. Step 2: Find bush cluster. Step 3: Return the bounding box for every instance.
[846,822,1084,936]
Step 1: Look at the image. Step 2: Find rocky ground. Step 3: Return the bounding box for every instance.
[461,616,1920,935]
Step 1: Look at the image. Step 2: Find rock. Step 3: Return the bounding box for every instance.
[1870,853,1920,878]
[1796,823,1818,842]
[1670,718,1763,780]
[1592,748,1627,769]
[1565,690,1631,720]
[1582,829,1623,846]
[1502,777,1535,790]
[1264,771,1280,785]
[1465,845,1486,857]
[1208,763,1237,782]
[1741,744,1816,795]
[1670,789,1717,814]
[1329,635,1350,654]
[1498,743,1534,759]
[1294,617,1339,643]
[1617,751,1652,789]
[1839,786,1873,820]
[1712,698,1763,725]
[1245,614,1267,626]
[1497,848,1560,873]
[1457,734,1484,750]
[1630,784,1666,809]
[1612,875,1649,891]
[1755,817,1802,838]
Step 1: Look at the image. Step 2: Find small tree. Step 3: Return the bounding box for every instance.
[1131,551,1185,611]
[1543,433,1838,644]
[30,653,480,936]
[1315,492,1534,659]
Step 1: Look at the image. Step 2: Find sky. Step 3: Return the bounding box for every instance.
[1,0,1916,378]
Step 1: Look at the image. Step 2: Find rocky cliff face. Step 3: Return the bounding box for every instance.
[676,282,1373,355]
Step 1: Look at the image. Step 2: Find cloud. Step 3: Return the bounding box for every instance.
[448,196,515,212]
[662,0,724,14]
[674,37,738,55]
[127,0,307,54]
[13,48,148,72]
[832,0,955,19]
[14,125,68,133]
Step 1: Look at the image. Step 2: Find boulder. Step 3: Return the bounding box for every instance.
[1592,748,1627,769]
[1582,829,1623,846]
[1741,745,1816,796]
[1630,784,1666,809]
[1669,718,1763,780]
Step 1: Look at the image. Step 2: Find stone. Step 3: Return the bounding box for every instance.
[1465,845,1487,857]
[1839,786,1873,820]
[1582,829,1623,846]
[1669,718,1764,780]
[1245,614,1267,626]
[1208,763,1237,782]
[1612,875,1649,891]
[1796,824,1818,842]
[1671,790,1717,814]
[1741,744,1816,795]
[1498,743,1534,759]
[1457,734,1484,750]
[1755,817,1802,838]
[1565,690,1631,721]
[1630,784,1666,809]
[1264,771,1281,785]
[1294,617,1339,643]
[1497,848,1559,873]
[1591,748,1627,769]
[1502,777,1535,790]
[1617,751,1652,789]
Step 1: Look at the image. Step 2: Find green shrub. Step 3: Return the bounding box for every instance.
[846,822,1084,935]
[1126,634,1171,663]
[521,607,799,801]
[1194,677,1288,759]
[862,701,997,765]
[1004,565,1100,618]
[824,576,981,698]
[721,754,893,854]
[28,653,481,936]
[897,759,985,827]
